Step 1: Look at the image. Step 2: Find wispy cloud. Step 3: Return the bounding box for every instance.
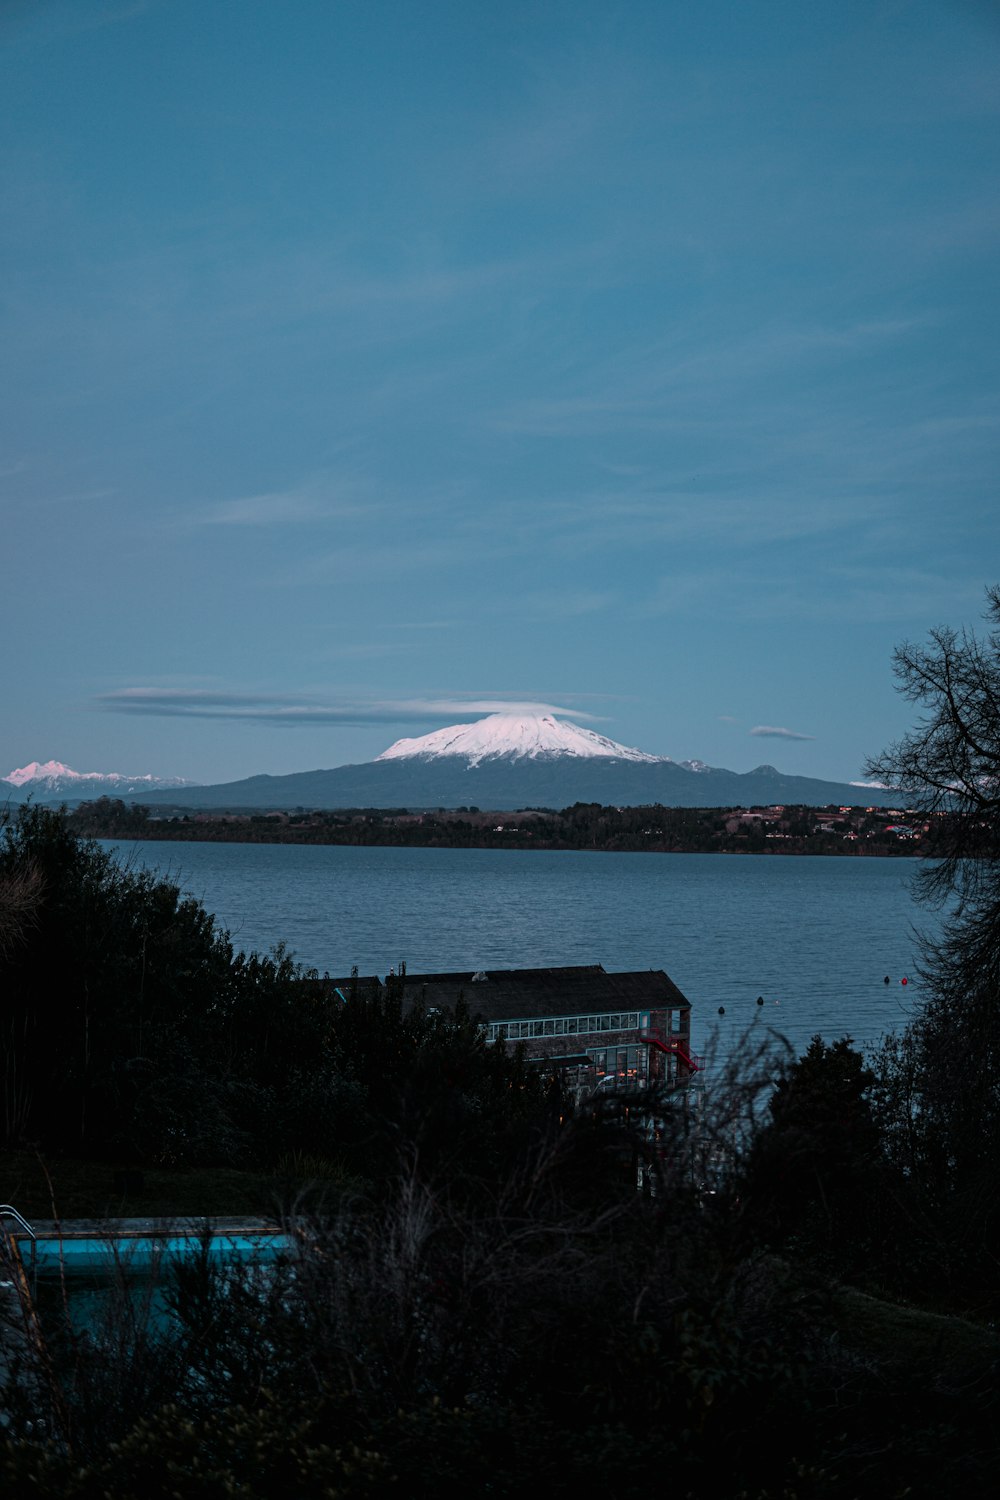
[488,315,932,440]
[638,563,987,627]
[313,642,415,662]
[387,620,456,632]
[191,475,374,528]
[750,725,815,742]
[496,589,616,621]
[7,1,153,46]
[97,689,604,727]
[199,491,335,527]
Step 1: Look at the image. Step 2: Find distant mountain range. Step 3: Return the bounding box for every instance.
[4,713,902,813]
[1,760,198,803]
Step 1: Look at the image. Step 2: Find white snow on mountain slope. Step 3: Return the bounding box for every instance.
[4,760,80,787]
[3,760,194,790]
[376,713,671,767]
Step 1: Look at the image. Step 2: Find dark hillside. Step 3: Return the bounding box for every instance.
[123,753,901,811]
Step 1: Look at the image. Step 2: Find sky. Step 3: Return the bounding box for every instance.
[2,0,998,786]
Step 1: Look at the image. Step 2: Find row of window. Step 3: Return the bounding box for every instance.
[484,1011,645,1042]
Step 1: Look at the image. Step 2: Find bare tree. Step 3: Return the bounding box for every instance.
[864,583,1000,907]
[865,588,1000,1293]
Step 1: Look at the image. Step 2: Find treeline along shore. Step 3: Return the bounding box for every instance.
[69,795,945,856]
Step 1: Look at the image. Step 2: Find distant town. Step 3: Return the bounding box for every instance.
[68,796,948,857]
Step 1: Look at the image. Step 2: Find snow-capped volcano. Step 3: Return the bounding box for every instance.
[123,713,903,812]
[3,760,197,799]
[376,713,669,767]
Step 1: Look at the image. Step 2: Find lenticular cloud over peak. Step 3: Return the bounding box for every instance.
[375,712,669,768]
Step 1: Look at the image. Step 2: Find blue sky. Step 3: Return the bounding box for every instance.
[3,0,998,784]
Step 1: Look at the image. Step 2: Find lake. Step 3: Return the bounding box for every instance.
[103,841,940,1059]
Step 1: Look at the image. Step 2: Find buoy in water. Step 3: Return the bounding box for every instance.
[883,975,890,985]
[757,995,764,1006]
[718,1006,726,1015]
[901,976,908,986]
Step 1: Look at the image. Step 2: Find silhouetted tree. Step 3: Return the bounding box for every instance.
[865,586,1000,1300]
[0,805,341,1164]
[743,1036,884,1269]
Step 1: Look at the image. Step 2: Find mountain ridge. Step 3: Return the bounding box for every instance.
[4,717,904,812]
[2,761,198,801]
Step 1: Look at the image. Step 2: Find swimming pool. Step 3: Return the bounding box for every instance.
[3,1224,293,1339]
[24,1230,289,1276]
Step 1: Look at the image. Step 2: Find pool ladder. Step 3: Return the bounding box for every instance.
[0,1204,37,1277]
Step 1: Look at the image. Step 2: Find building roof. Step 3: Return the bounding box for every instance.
[398,964,691,1022]
[300,975,384,1002]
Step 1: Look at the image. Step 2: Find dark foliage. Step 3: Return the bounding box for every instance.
[3,1111,999,1499]
[0,806,549,1180]
[0,804,351,1164]
[864,587,1000,1305]
[742,1036,890,1273]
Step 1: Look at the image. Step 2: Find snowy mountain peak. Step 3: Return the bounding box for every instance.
[4,760,78,787]
[376,713,670,768]
[3,761,197,794]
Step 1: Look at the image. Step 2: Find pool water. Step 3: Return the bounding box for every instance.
[27,1231,288,1275]
[10,1230,291,1338]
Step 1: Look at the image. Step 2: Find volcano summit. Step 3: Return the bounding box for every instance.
[376,713,668,767]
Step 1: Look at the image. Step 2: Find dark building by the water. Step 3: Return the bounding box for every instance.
[319,964,699,1098]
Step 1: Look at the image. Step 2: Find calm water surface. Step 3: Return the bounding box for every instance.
[104,841,939,1057]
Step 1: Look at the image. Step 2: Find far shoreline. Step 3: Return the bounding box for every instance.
[67,797,939,860]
